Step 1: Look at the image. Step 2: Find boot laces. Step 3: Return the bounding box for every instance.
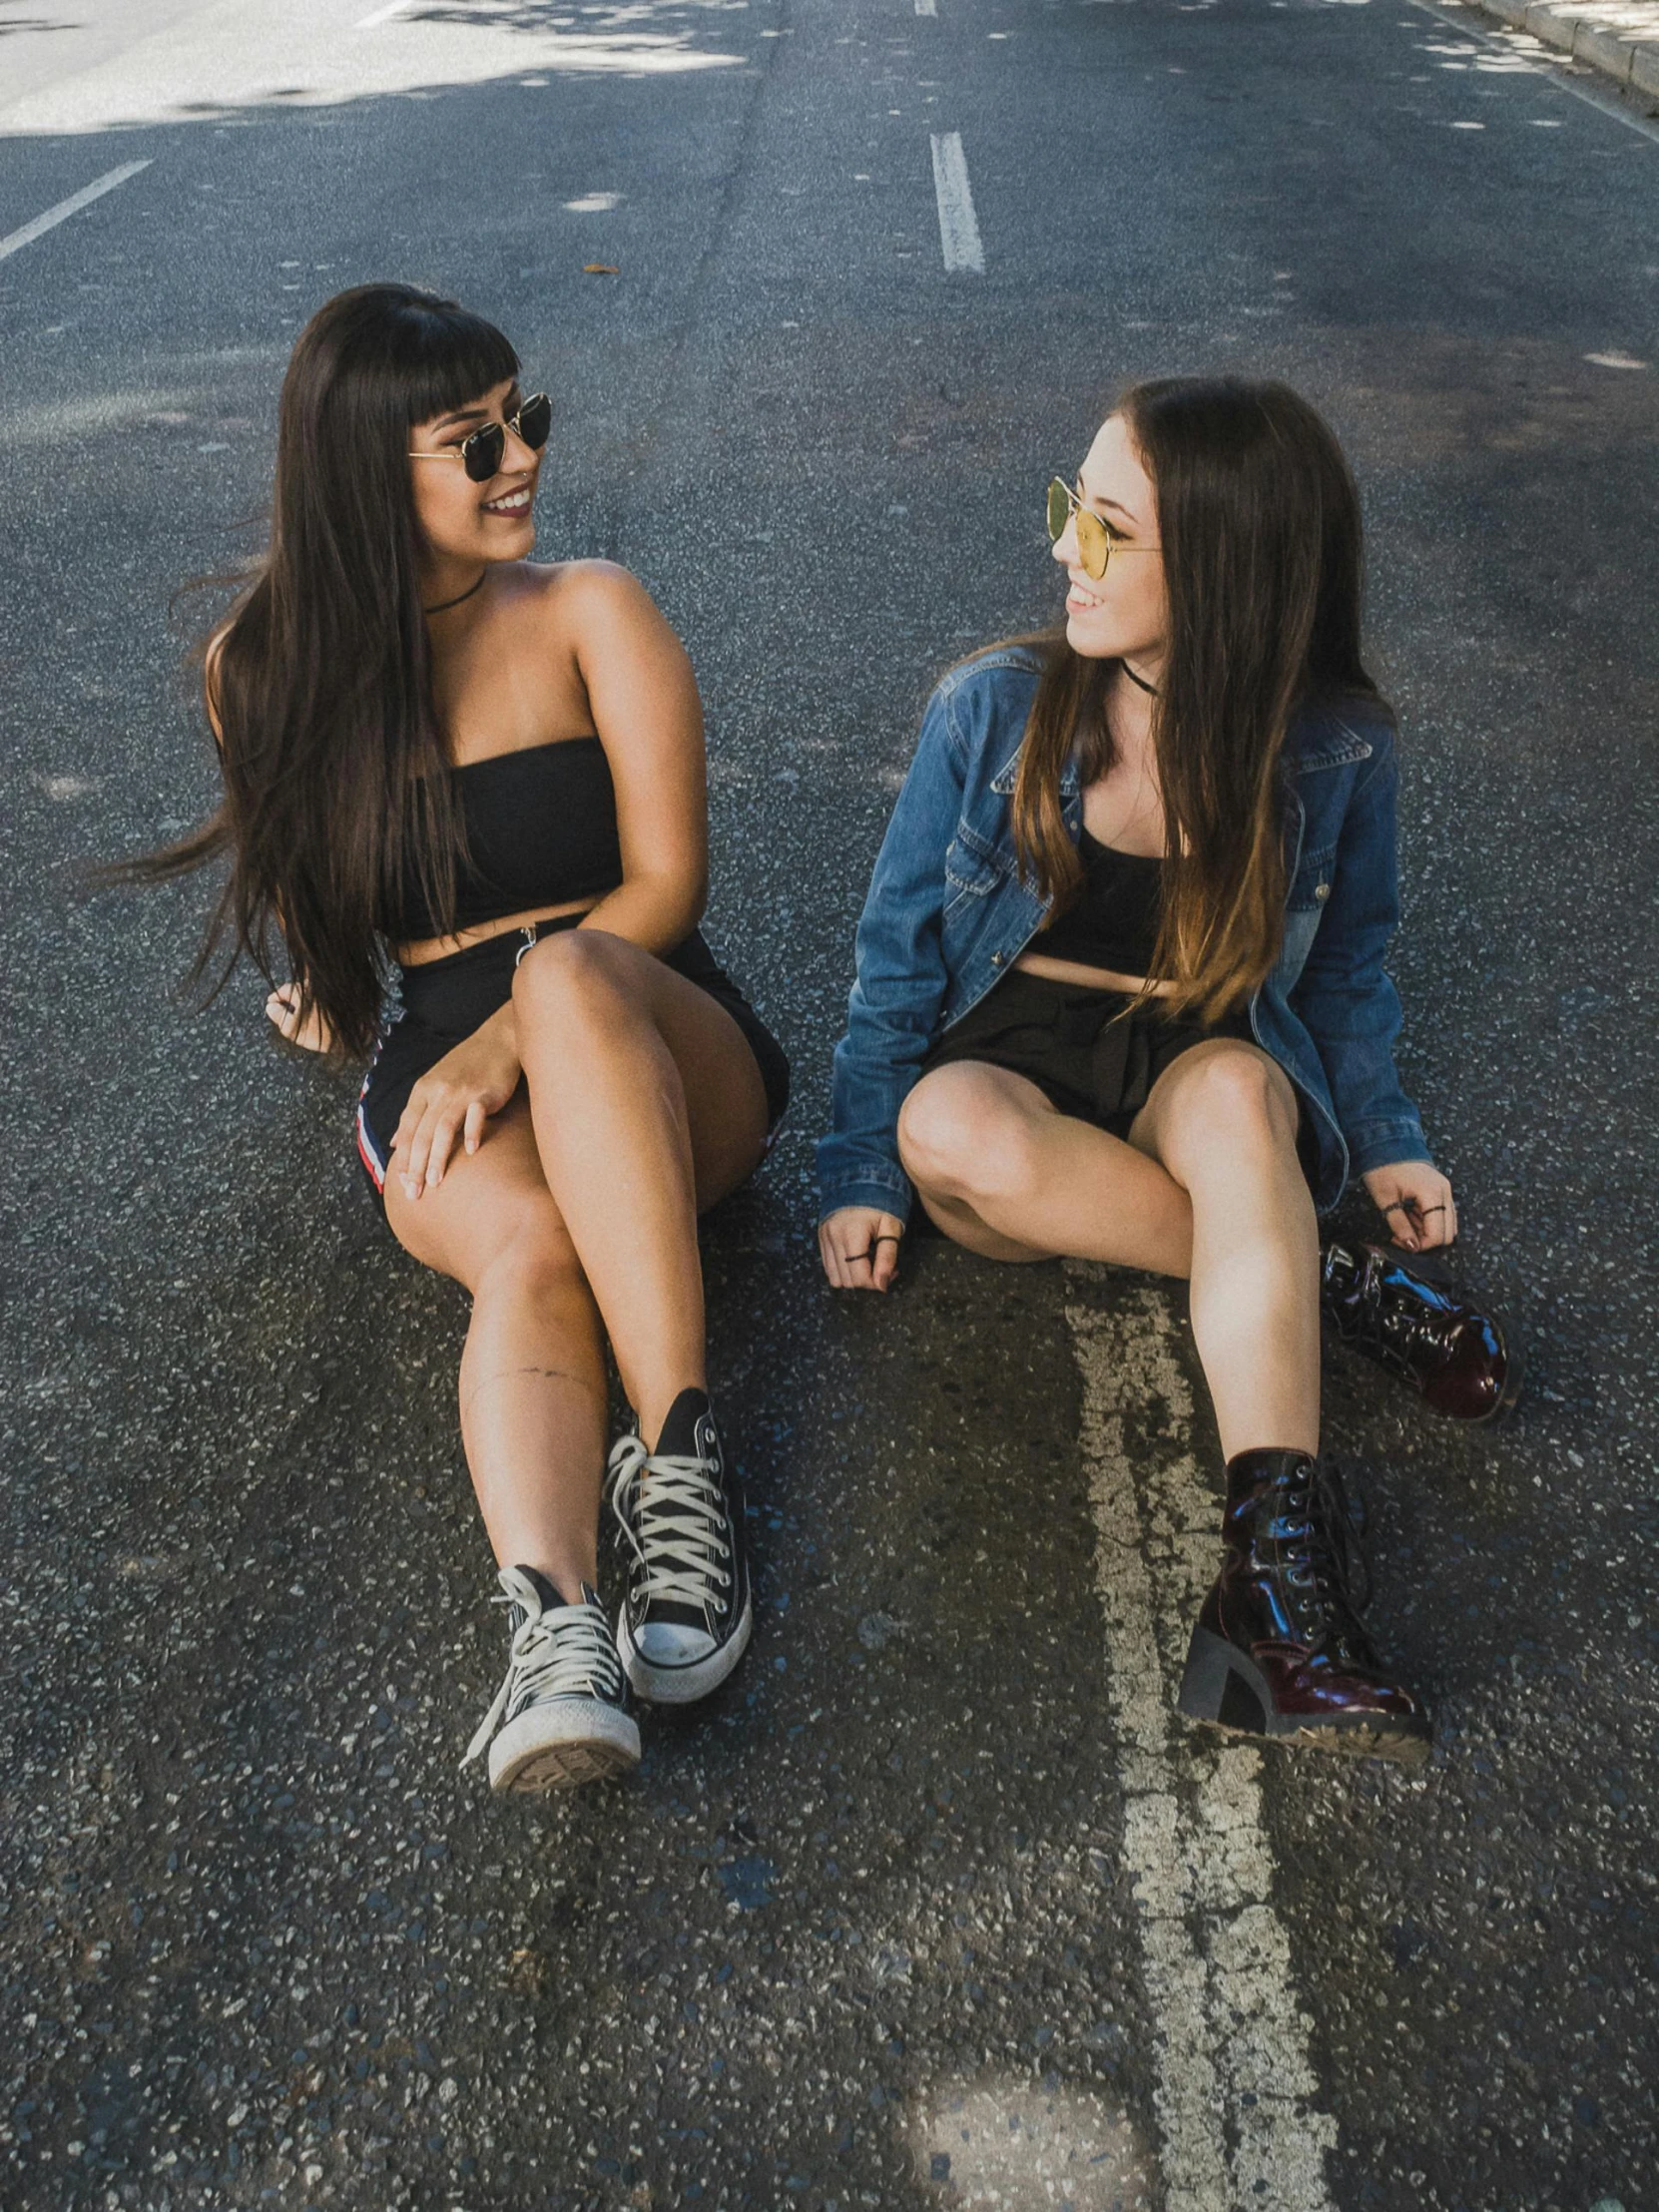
[462,1592,622,1766]
[1282,1460,1372,1652]
[1334,1245,1458,1371]
[607,1435,732,1616]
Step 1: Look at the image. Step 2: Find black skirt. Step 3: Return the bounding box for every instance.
[918,967,1255,1139]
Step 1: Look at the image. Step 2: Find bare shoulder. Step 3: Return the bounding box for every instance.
[519,561,692,710]
[529,557,671,638]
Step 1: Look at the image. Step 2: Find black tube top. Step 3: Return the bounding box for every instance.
[1035,826,1164,975]
[386,736,624,940]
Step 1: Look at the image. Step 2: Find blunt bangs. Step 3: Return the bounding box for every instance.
[386,295,521,426]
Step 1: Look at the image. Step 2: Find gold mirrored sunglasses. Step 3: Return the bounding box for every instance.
[1046,476,1161,582]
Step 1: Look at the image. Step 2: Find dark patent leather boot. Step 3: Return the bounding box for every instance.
[1320,1237,1521,1423]
[1178,1448,1432,1767]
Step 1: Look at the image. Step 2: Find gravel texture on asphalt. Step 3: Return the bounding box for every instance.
[1,0,1656,2207]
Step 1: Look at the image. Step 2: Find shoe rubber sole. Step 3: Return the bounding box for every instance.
[1177,1624,1431,1769]
[486,1697,641,1794]
[617,1596,753,1705]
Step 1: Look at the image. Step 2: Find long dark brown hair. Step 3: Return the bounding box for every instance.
[1011,376,1385,1021]
[119,283,520,1059]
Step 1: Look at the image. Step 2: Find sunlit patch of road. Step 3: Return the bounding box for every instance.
[0,0,749,138]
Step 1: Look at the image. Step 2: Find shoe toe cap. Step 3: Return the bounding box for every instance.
[1424,1319,1511,1418]
[633,1621,717,1667]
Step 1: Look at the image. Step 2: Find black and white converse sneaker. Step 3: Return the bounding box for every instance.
[607,1388,753,1704]
[462,1567,641,1793]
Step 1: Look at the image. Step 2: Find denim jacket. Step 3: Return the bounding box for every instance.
[817,647,1433,1225]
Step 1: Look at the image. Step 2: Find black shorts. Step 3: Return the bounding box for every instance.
[355,916,791,1197]
[918,967,1256,1138]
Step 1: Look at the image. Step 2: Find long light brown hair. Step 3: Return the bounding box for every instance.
[114,284,520,1060]
[1011,377,1386,1021]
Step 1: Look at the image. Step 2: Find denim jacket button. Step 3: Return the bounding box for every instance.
[1315,882,1331,903]
[990,950,1004,966]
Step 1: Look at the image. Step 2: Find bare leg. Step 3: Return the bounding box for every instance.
[511,930,769,1442]
[386,1098,608,1602]
[1129,1041,1320,1459]
[898,1061,1194,1273]
[899,1046,1319,1458]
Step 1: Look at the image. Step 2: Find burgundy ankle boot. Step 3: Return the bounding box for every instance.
[1320,1237,1521,1423]
[1178,1448,1432,1767]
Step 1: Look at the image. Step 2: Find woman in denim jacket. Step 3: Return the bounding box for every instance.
[819,378,1515,1766]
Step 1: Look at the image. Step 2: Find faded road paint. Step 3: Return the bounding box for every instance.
[0,160,151,264]
[929,130,985,275]
[1065,1275,1338,2211]
[909,2074,1153,2208]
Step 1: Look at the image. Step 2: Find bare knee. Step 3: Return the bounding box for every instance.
[511,926,639,1026]
[898,1071,1047,1203]
[898,1072,980,1192]
[474,1212,588,1309]
[1160,1045,1299,1162]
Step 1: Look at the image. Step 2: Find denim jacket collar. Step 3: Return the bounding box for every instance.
[1294,716,1376,773]
[989,748,1080,800]
[989,716,1372,802]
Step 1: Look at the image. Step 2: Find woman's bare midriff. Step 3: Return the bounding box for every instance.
[394,894,603,968]
[1013,949,1177,997]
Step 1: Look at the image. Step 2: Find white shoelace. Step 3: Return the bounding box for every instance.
[607,1435,732,1616]
[462,1579,622,1766]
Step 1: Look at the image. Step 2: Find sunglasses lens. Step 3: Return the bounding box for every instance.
[1045,479,1070,544]
[516,393,552,451]
[463,423,506,482]
[1076,511,1109,581]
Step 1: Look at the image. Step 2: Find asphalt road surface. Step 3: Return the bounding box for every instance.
[2,2,1656,2208]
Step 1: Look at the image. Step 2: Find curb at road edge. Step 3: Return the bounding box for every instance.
[1460,0,1659,104]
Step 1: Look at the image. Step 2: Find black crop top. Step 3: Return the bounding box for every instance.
[1035,826,1164,976]
[387,736,624,941]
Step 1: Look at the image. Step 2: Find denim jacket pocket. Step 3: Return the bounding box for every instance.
[1288,841,1336,909]
[1279,841,1336,978]
[944,822,1008,911]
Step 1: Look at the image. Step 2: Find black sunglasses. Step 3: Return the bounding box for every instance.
[409,391,552,484]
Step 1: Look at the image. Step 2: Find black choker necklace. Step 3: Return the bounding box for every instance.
[423,569,487,616]
[1119,659,1160,698]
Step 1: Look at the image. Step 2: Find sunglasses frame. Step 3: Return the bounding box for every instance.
[1046,476,1161,582]
[410,391,553,484]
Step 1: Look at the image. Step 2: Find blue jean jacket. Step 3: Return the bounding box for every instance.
[817,648,1433,1226]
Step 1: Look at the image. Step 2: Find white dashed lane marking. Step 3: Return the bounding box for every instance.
[915,0,939,16]
[0,160,151,265]
[928,130,984,275]
[1065,1275,1338,2212]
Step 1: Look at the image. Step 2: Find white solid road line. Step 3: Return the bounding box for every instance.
[1066,1278,1339,2212]
[928,130,984,275]
[354,0,416,26]
[0,159,151,265]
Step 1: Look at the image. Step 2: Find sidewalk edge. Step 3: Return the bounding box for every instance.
[1459,0,1659,100]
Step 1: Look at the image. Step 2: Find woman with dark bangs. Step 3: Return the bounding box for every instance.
[819,378,1516,1766]
[129,284,789,1793]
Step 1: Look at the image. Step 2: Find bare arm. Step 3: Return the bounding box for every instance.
[558,562,709,953]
